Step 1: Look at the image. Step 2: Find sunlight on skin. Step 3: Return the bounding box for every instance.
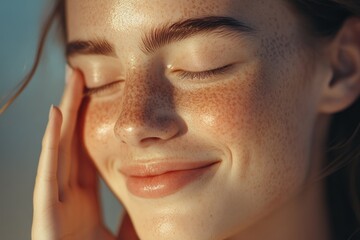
[65,0,336,239]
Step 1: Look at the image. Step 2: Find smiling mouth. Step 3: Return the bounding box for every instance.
[120,160,220,198]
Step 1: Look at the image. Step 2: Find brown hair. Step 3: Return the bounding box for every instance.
[0,0,65,114]
[1,0,359,239]
[288,1,360,239]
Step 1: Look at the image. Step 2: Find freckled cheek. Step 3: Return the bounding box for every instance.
[174,80,262,143]
[81,99,121,159]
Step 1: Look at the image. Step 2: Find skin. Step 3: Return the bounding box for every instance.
[66,0,330,239]
[32,0,360,240]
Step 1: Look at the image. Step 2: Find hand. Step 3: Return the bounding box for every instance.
[31,68,115,240]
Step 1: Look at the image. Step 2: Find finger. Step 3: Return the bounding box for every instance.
[69,133,79,187]
[117,211,139,240]
[57,66,84,191]
[67,92,98,189]
[77,146,98,189]
[59,66,84,145]
[34,105,62,207]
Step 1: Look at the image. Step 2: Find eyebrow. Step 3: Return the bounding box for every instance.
[66,39,117,57]
[66,16,255,58]
[141,16,255,54]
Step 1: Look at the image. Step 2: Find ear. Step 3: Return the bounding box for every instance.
[319,17,360,114]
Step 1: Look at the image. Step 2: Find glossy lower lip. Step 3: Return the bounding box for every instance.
[123,161,220,199]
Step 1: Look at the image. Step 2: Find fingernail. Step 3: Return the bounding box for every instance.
[65,65,73,84]
[48,104,54,120]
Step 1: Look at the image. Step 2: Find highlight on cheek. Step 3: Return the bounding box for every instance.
[95,122,113,138]
[201,114,216,127]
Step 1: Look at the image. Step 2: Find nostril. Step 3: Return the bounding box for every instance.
[114,115,182,146]
[140,136,162,145]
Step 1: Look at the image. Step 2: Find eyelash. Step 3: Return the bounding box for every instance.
[84,81,122,96]
[84,64,232,96]
[175,64,232,80]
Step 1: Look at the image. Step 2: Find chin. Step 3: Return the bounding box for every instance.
[130,208,235,240]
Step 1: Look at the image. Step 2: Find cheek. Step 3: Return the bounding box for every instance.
[81,99,120,167]
[175,60,315,195]
[174,66,269,145]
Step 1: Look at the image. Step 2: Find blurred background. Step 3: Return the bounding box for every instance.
[0,1,121,239]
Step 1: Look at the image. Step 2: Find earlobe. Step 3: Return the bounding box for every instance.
[319,17,360,114]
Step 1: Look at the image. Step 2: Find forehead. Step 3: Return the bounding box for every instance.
[66,0,299,41]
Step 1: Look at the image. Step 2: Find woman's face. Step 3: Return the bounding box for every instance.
[67,0,328,239]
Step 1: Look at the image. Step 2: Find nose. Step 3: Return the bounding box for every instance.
[114,75,181,147]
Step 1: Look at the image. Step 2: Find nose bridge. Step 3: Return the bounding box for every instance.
[114,68,179,145]
[120,70,167,124]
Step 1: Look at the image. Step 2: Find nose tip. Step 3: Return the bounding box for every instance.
[114,71,181,146]
[114,113,181,146]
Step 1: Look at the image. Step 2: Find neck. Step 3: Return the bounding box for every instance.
[229,179,331,240]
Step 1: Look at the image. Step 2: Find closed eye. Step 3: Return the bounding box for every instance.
[84,64,232,96]
[84,80,123,96]
[175,64,232,80]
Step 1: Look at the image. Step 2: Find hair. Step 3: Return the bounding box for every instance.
[1,0,359,239]
[0,1,65,114]
[287,1,360,239]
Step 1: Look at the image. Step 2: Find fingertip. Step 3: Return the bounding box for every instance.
[67,67,84,87]
[63,67,85,104]
[44,105,62,146]
[49,105,63,126]
[73,69,85,94]
[48,104,54,120]
[52,105,63,120]
[65,64,73,84]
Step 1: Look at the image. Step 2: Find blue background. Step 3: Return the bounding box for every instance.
[0,1,121,239]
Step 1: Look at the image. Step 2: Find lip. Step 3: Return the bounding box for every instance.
[120,160,220,198]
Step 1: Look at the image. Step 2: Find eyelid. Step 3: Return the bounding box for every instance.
[84,64,233,96]
[84,80,123,96]
[174,64,232,80]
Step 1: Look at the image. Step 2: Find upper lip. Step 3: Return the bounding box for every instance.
[119,159,220,177]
